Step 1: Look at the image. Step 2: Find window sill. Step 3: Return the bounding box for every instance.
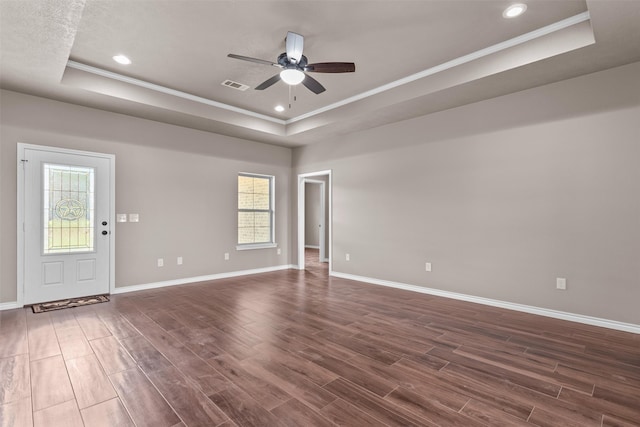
[236,243,278,251]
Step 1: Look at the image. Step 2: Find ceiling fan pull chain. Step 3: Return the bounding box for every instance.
[288,85,298,109]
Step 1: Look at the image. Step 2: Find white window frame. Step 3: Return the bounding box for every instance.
[236,172,277,250]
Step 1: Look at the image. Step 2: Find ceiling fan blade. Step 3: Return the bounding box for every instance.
[305,62,356,73]
[285,31,304,64]
[227,54,281,68]
[255,74,281,90]
[301,73,326,94]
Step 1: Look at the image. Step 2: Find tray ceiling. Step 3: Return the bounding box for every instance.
[1,1,639,147]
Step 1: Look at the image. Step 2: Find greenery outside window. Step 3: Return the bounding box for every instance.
[237,173,276,249]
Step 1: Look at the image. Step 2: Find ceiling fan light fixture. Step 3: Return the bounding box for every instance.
[280,69,305,85]
[503,3,527,18]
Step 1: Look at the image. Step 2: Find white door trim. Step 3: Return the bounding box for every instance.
[297,170,332,272]
[17,143,116,307]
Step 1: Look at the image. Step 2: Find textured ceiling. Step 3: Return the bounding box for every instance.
[1,0,640,147]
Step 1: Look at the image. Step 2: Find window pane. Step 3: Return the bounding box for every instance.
[238,212,254,228]
[254,227,271,243]
[253,177,270,194]
[238,176,254,193]
[238,227,255,244]
[238,192,254,209]
[254,212,270,227]
[43,164,95,254]
[253,193,269,210]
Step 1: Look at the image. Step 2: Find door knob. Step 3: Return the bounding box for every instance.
[102,221,108,226]
[102,230,108,235]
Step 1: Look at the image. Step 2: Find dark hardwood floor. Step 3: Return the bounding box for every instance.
[1,249,639,426]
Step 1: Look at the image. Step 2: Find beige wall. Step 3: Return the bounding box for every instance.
[293,62,640,324]
[2,61,639,326]
[0,90,292,303]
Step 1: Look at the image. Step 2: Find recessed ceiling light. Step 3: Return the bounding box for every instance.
[503,3,527,18]
[112,54,131,65]
[274,105,285,112]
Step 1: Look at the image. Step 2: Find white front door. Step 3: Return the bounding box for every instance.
[20,144,113,305]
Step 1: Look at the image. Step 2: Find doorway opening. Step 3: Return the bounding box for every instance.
[297,170,331,273]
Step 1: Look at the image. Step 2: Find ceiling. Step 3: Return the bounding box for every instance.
[1,0,639,147]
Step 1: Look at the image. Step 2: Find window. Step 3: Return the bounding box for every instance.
[237,173,275,249]
[43,163,95,254]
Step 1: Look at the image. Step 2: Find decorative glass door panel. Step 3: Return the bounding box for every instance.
[43,164,95,254]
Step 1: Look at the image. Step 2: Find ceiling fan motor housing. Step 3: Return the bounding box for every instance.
[277,53,308,70]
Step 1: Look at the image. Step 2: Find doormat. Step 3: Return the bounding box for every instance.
[31,295,110,313]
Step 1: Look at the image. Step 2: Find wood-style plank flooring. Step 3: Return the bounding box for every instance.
[1,249,639,426]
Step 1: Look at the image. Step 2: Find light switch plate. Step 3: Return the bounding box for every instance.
[129,213,139,223]
[116,214,127,223]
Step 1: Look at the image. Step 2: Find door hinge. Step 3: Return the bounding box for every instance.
[20,159,28,169]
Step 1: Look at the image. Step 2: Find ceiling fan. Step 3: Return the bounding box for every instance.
[228,31,355,94]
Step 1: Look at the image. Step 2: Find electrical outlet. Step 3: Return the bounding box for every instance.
[346,253,350,261]
[556,277,567,290]
[157,258,164,267]
[177,257,183,265]
[277,248,281,255]
[425,262,432,272]
[224,252,230,261]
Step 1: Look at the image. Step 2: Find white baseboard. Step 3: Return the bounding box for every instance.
[112,264,295,295]
[305,245,320,249]
[10,266,637,335]
[331,271,640,335]
[0,301,21,311]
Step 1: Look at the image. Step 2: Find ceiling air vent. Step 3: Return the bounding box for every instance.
[221,79,250,91]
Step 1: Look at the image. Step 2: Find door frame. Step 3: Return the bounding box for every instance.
[17,143,116,307]
[304,179,326,262]
[297,170,331,272]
